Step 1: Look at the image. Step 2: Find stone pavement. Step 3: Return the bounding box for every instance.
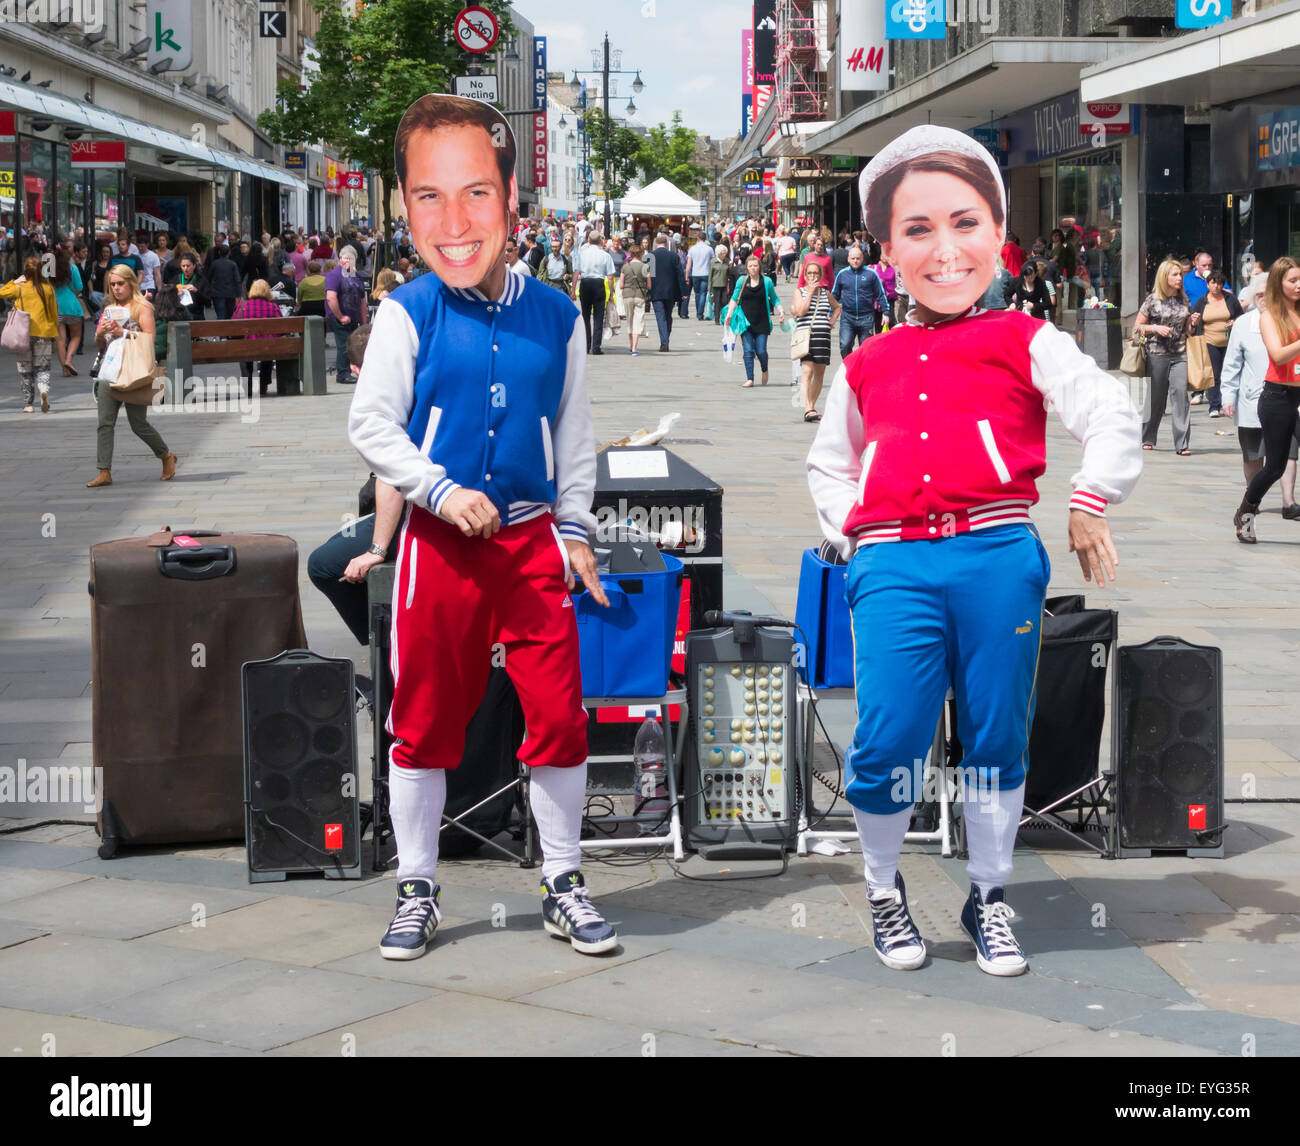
[1,297,1299,1058]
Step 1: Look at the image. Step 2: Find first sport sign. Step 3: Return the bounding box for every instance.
[453,5,499,54]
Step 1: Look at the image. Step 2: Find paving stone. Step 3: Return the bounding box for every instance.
[271,991,785,1057]
[0,932,241,1013]
[1111,1005,1300,1057]
[150,895,407,967]
[1141,940,1300,989]
[0,1005,175,1057]
[0,867,93,905]
[130,1037,264,1056]
[77,958,435,1052]
[59,850,373,899]
[1021,1028,1221,1056]
[0,877,268,939]
[0,922,47,950]
[520,948,1096,1056]
[0,840,100,869]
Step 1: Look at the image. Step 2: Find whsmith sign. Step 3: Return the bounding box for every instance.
[980,92,1137,169]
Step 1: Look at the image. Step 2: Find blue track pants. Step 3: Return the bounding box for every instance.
[844,525,1050,815]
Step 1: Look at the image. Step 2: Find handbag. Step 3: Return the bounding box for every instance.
[1,303,30,352]
[1185,333,1215,391]
[789,324,811,360]
[721,326,736,364]
[1118,326,1147,378]
[107,331,157,394]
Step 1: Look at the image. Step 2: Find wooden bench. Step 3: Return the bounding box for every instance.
[164,316,327,403]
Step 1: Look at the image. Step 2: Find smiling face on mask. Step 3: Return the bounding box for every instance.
[879,168,1004,321]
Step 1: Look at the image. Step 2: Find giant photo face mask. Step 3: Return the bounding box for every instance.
[395,93,520,290]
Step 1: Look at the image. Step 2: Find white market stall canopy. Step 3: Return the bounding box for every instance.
[619,178,704,217]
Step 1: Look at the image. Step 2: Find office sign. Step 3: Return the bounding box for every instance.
[1176,0,1230,29]
[886,0,945,40]
[753,0,776,85]
[841,0,888,92]
[70,141,126,169]
[1080,101,1132,136]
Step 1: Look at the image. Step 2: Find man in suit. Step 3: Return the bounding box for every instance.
[647,232,683,352]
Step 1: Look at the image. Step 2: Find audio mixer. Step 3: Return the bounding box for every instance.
[684,621,800,856]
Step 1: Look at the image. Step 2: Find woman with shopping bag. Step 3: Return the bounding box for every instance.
[619,242,650,356]
[85,265,176,489]
[0,256,59,413]
[723,253,785,388]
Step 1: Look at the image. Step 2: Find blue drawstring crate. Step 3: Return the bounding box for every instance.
[794,548,854,689]
[572,552,684,697]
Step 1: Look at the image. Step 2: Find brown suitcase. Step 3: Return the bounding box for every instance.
[89,527,307,857]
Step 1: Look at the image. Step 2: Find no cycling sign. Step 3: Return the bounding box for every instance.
[454,6,499,54]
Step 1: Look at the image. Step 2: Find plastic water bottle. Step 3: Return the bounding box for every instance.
[632,714,669,825]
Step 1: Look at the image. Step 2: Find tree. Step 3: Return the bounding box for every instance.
[636,112,709,197]
[257,0,515,259]
[582,107,642,201]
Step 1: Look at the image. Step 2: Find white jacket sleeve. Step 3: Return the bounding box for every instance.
[806,362,866,559]
[347,299,457,512]
[551,308,598,541]
[1029,323,1142,517]
[1218,320,1246,411]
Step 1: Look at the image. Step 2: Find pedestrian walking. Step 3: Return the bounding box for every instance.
[831,245,886,357]
[1220,307,1278,501]
[538,234,573,292]
[1192,270,1242,417]
[85,265,175,487]
[1234,257,1300,543]
[648,233,683,351]
[202,244,241,320]
[708,244,735,325]
[575,230,614,355]
[791,260,839,422]
[1135,259,1194,455]
[52,246,85,376]
[723,253,785,387]
[1,255,58,412]
[687,230,713,320]
[620,242,650,355]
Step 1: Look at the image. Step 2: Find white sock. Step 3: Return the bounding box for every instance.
[962,778,1025,898]
[389,764,446,883]
[851,805,913,895]
[531,764,587,882]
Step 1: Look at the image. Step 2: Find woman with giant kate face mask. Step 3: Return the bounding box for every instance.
[806,124,1144,982]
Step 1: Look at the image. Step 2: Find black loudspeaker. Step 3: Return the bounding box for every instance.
[1115,637,1225,858]
[242,649,362,881]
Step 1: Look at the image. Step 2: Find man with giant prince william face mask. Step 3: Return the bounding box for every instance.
[349,94,616,962]
[808,126,1143,977]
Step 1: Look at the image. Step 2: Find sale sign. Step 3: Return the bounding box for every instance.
[70,141,126,169]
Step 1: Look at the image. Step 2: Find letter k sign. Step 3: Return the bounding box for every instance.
[155,13,181,53]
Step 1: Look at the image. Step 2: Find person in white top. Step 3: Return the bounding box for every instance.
[504,238,532,277]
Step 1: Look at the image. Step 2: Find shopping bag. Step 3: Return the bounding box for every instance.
[1118,328,1147,378]
[721,326,736,364]
[704,291,714,321]
[97,334,127,383]
[107,331,156,394]
[1186,334,1215,391]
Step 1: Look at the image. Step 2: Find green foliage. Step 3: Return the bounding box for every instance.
[257,0,515,243]
[582,107,643,201]
[636,112,708,197]
[187,230,211,255]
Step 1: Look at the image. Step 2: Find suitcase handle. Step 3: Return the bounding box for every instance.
[156,545,237,580]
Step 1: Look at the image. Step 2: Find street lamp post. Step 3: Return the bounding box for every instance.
[569,33,644,236]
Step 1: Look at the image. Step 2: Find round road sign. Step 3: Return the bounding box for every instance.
[454,6,499,54]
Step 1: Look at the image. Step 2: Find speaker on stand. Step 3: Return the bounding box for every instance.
[1115,637,1226,858]
[242,649,362,882]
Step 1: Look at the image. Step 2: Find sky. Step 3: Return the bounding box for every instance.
[513,0,754,143]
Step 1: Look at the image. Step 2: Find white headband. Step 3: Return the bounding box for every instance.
[859,124,1005,237]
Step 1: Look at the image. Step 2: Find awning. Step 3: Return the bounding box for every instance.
[0,79,307,190]
[805,37,1159,158]
[619,177,703,216]
[1080,0,1300,108]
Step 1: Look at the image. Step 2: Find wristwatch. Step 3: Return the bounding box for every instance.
[367,542,386,558]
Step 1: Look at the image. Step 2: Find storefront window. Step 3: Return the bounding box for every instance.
[1057,147,1123,309]
[22,137,54,250]
[56,145,89,243]
[93,169,122,237]
[214,171,232,238]
[0,137,15,278]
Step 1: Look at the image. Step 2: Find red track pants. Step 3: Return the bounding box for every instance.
[387,507,588,771]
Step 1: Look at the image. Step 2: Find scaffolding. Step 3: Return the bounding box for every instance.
[774,0,824,123]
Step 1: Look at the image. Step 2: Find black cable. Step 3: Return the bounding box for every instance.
[0,819,91,836]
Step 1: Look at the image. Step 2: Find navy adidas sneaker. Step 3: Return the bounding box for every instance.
[960,885,1028,976]
[541,870,618,954]
[866,871,926,970]
[379,877,441,961]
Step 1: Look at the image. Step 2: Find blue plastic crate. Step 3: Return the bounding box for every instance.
[794,548,854,689]
[572,553,684,697]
